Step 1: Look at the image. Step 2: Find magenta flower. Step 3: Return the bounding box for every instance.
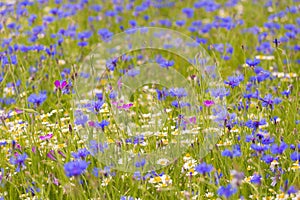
[54,80,67,90]
[47,150,57,161]
[117,103,133,110]
[203,100,215,107]
[39,133,53,141]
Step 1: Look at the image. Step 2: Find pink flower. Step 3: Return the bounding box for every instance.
[118,103,133,110]
[189,116,196,124]
[88,121,95,127]
[54,80,67,90]
[203,100,215,107]
[47,150,56,161]
[39,133,53,140]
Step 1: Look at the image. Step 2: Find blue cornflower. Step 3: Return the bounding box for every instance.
[169,88,188,98]
[224,75,244,88]
[78,31,93,40]
[10,153,28,172]
[85,100,104,113]
[71,148,90,159]
[210,87,230,100]
[221,145,242,158]
[290,152,300,161]
[120,196,135,200]
[245,119,266,132]
[93,166,115,177]
[10,55,17,65]
[96,120,110,130]
[270,142,288,154]
[217,184,237,198]
[176,20,186,27]
[78,41,88,47]
[26,182,40,196]
[109,91,117,99]
[135,159,146,168]
[171,101,190,108]
[127,68,140,77]
[133,171,142,180]
[98,28,113,41]
[133,135,145,145]
[259,94,282,109]
[262,136,275,145]
[251,144,268,153]
[106,58,118,71]
[261,154,275,164]
[195,162,213,175]
[182,8,194,18]
[246,58,260,67]
[287,186,298,195]
[64,160,89,177]
[158,19,172,27]
[74,111,88,127]
[156,88,169,100]
[90,4,102,12]
[28,92,47,107]
[129,20,137,27]
[160,60,174,68]
[89,140,108,155]
[250,174,262,185]
[156,55,174,68]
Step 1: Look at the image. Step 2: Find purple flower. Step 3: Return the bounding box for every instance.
[39,133,53,141]
[64,160,89,177]
[195,162,213,175]
[54,80,67,90]
[203,100,214,107]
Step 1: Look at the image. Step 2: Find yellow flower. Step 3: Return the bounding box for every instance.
[107,138,114,143]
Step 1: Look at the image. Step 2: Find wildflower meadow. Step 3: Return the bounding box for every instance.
[0,0,300,199]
